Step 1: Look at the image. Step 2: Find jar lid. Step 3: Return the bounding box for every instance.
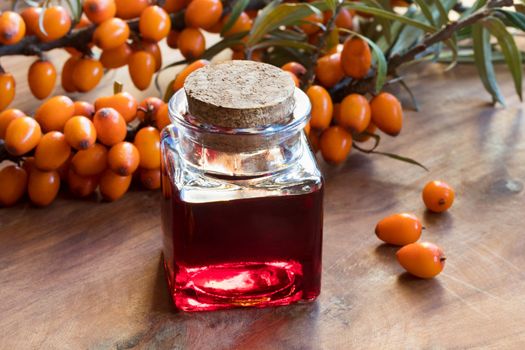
[184,60,296,128]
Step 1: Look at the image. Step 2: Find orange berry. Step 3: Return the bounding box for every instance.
[353,122,377,142]
[64,116,97,150]
[93,108,127,146]
[140,41,163,72]
[136,97,164,123]
[73,101,95,119]
[0,11,26,45]
[422,181,455,213]
[28,59,56,100]
[341,37,372,79]
[28,168,60,206]
[4,116,42,156]
[319,126,352,164]
[222,12,252,36]
[139,6,171,42]
[115,0,149,19]
[370,92,403,136]
[83,0,116,24]
[307,85,333,130]
[177,27,205,59]
[167,30,179,49]
[0,72,15,111]
[20,7,41,36]
[99,169,132,201]
[35,95,75,132]
[281,62,307,78]
[315,52,344,88]
[156,103,171,131]
[134,126,160,169]
[107,141,140,176]
[93,17,130,50]
[375,213,422,246]
[72,58,104,92]
[391,0,410,7]
[185,0,222,30]
[304,121,311,136]
[67,168,99,198]
[22,156,36,174]
[286,71,300,87]
[0,109,25,139]
[57,153,72,181]
[34,131,71,171]
[300,13,323,35]
[396,242,446,279]
[95,92,138,123]
[335,8,353,30]
[139,167,161,190]
[35,6,71,41]
[71,143,108,176]
[100,43,132,69]
[339,94,371,133]
[308,128,321,153]
[74,14,92,29]
[61,56,79,92]
[0,165,27,206]
[172,59,210,91]
[163,0,188,13]
[128,51,155,90]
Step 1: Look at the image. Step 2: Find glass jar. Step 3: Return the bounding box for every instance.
[161,86,324,312]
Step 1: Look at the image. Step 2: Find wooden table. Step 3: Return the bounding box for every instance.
[1,53,525,348]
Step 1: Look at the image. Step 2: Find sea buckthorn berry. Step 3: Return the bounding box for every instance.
[173,59,210,91]
[281,62,307,78]
[341,37,372,79]
[20,7,41,36]
[315,52,344,88]
[140,167,160,190]
[136,97,164,123]
[115,0,149,19]
[5,116,41,156]
[335,8,354,30]
[339,94,371,133]
[93,17,130,50]
[185,0,222,30]
[231,49,263,61]
[34,131,71,170]
[108,141,140,176]
[134,126,161,169]
[93,108,127,146]
[0,109,25,139]
[167,30,179,49]
[375,213,422,246]
[72,143,108,176]
[68,168,99,198]
[304,121,311,136]
[0,11,26,45]
[422,180,455,213]
[72,58,104,92]
[308,128,321,153]
[319,126,352,164]
[22,156,35,174]
[64,116,97,150]
[28,168,60,206]
[28,59,56,100]
[222,12,253,36]
[95,92,138,123]
[0,165,27,207]
[286,71,300,87]
[83,0,117,24]
[57,153,72,181]
[0,72,15,111]
[35,96,75,132]
[128,51,155,90]
[140,41,163,72]
[370,92,403,136]
[391,0,410,7]
[100,43,132,69]
[73,101,95,119]
[163,0,188,13]
[396,242,446,279]
[99,169,132,201]
[353,122,377,142]
[307,85,333,130]
[35,6,71,41]
[139,6,171,42]
[177,28,206,59]
[156,103,170,131]
[61,56,79,92]
[300,13,323,35]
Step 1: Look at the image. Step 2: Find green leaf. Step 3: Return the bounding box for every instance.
[250,39,317,51]
[461,0,487,18]
[494,9,525,31]
[221,0,250,36]
[353,143,429,171]
[65,0,83,23]
[472,23,505,105]
[324,0,339,11]
[483,17,523,100]
[413,0,437,26]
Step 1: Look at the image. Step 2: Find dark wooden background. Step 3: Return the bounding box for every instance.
[1,48,525,349]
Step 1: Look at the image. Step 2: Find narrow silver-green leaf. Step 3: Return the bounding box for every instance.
[413,0,437,26]
[221,0,250,36]
[250,39,317,51]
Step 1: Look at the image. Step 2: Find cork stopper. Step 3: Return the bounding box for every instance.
[184,60,296,128]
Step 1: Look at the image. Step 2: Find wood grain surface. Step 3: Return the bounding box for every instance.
[1,51,525,349]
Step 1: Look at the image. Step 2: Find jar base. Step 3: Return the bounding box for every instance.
[164,259,319,312]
